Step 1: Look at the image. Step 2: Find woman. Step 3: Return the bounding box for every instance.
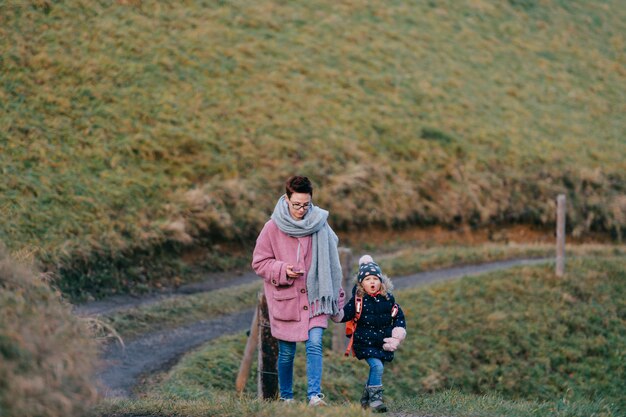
[252,175,344,406]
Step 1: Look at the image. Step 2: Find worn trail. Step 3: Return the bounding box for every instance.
[92,258,549,398]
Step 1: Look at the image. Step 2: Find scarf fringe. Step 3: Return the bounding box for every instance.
[310,296,339,318]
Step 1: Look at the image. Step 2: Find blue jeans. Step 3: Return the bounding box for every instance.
[366,357,384,387]
[277,327,324,400]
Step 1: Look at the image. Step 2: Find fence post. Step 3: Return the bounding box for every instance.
[235,306,259,394]
[257,291,279,399]
[556,194,566,277]
[332,247,353,353]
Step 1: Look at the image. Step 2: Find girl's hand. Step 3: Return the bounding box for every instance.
[330,309,344,323]
[382,337,400,351]
[330,288,346,322]
[338,287,346,309]
[383,327,406,351]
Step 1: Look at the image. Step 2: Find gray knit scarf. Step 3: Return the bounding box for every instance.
[271,195,343,317]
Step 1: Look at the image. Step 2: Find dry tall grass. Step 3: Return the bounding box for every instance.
[0,247,99,417]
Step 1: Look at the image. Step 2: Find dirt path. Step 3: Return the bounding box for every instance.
[74,270,259,317]
[91,258,549,398]
[98,308,255,397]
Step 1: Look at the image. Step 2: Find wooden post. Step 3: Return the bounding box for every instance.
[257,291,279,399]
[332,247,353,353]
[556,194,566,277]
[235,306,259,393]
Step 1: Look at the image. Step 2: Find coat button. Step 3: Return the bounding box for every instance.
[303,306,308,310]
[300,289,306,293]
[272,280,277,285]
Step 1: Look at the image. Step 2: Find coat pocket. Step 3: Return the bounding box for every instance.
[271,289,301,322]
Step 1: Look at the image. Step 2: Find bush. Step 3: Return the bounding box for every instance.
[0,248,99,417]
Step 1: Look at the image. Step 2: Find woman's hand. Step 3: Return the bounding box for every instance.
[286,265,305,279]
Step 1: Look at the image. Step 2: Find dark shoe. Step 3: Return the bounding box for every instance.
[366,386,387,413]
[360,386,369,409]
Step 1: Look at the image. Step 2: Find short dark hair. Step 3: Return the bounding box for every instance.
[285,175,313,198]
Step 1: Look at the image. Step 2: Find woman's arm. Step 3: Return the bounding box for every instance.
[251,222,294,286]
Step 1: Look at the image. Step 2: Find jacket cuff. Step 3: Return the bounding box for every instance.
[270,262,294,286]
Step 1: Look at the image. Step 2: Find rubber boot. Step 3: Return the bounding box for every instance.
[360,385,369,409]
[366,385,387,413]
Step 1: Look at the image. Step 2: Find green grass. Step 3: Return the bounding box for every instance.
[95,390,619,417]
[94,256,625,417]
[95,396,367,417]
[97,243,624,341]
[378,242,626,276]
[2,0,625,298]
[394,391,621,417]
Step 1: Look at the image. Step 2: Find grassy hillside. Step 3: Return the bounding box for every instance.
[2,0,625,297]
[96,256,625,416]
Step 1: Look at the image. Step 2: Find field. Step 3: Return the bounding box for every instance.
[2,2,625,416]
[92,242,621,339]
[1,0,625,298]
[96,256,626,417]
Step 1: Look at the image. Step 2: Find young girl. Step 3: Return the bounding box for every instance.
[332,255,407,413]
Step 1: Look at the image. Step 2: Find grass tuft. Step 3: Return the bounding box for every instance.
[0,247,99,417]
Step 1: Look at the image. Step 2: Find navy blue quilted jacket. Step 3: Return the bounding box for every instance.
[341,286,406,362]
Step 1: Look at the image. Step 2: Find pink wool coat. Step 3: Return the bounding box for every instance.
[252,219,329,342]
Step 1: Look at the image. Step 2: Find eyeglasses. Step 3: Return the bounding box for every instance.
[289,201,311,211]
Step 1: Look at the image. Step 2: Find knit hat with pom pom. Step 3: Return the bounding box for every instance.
[357,254,383,282]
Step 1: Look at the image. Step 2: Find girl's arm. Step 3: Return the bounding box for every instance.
[394,304,407,330]
[383,303,407,352]
[330,287,346,322]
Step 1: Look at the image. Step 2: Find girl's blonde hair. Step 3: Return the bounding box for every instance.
[354,273,394,299]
